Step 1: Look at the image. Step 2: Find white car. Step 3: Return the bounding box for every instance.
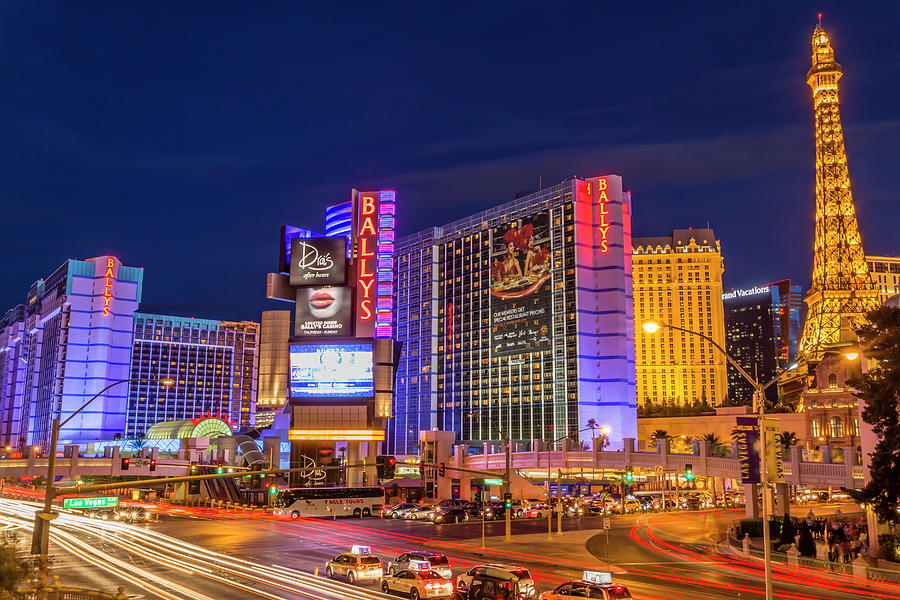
[325,547,384,583]
[380,569,454,599]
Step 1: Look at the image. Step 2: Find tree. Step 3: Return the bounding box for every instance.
[586,419,598,440]
[847,306,900,523]
[698,433,727,457]
[797,522,816,557]
[650,429,671,443]
[0,532,38,598]
[778,431,798,448]
[778,512,796,548]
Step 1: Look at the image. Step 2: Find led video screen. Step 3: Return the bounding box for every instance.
[289,342,374,398]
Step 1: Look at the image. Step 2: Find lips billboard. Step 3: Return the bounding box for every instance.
[294,286,353,336]
[290,237,348,286]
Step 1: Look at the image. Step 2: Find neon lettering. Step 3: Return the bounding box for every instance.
[358,235,375,257]
[359,216,377,236]
[360,299,373,320]
[102,257,116,316]
[358,277,375,297]
[361,195,376,215]
[595,178,611,254]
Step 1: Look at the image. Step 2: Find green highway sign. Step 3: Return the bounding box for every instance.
[483,479,503,486]
[63,497,119,509]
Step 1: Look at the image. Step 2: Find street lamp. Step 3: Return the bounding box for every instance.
[468,409,513,542]
[544,427,592,539]
[31,377,174,569]
[643,320,777,600]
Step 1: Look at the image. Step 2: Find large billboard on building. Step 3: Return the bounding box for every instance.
[294,286,353,336]
[289,342,374,398]
[490,211,552,356]
[289,237,347,286]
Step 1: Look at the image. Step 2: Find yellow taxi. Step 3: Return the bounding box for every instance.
[539,571,632,599]
[380,560,454,599]
[325,545,384,583]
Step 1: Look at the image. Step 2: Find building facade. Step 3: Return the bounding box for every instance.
[126,313,259,437]
[0,256,143,447]
[798,350,862,450]
[632,230,728,408]
[390,175,636,455]
[723,280,802,406]
[866,255,900,301]
[256,310,291,411]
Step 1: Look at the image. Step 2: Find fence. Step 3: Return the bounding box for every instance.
[21,576,127,600]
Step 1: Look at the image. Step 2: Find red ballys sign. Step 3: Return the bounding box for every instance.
[355,192,379,337]
[596,177,611,253]
[102,257,116,316]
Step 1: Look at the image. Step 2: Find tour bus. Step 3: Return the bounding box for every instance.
[272,486,386,519]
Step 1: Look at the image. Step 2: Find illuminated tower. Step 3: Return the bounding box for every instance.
[799,18,879,358]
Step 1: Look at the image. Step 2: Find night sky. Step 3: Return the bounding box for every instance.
[3,2,899,321]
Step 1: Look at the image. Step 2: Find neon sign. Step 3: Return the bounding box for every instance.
[354,190,395,338]
[596,177,611,253]
[102,257,116,316]
[356,193,378,336]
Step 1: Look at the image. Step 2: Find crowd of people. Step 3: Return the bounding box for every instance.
[803,509,869,562]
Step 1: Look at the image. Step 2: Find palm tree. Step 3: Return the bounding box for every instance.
[778,431,798,448]
[586,418,598,440]
[650,429,671,441]
[697,433,726,457]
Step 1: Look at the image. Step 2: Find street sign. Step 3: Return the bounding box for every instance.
[62,497,119,510]
[602,518,611,530]
[483,479,503,486]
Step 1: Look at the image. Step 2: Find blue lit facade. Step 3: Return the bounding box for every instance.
[0,256,143,447]
[127,314,259,437]
[389,176,636,455]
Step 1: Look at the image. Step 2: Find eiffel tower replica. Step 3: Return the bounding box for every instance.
[798,18,880,360]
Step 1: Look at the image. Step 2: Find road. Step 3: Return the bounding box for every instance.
[1,497,897,600]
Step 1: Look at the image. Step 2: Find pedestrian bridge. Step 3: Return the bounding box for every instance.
[455,438,865,490]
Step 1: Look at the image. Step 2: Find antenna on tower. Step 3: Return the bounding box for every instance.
[817,12,823,26]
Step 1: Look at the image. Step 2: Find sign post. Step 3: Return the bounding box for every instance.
[62,497,119,510]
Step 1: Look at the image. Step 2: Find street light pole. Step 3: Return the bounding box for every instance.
[643,320,774,600]
[31,378,173,571]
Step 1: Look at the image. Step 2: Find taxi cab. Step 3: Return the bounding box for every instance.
[380,560,454,599]
[325,545,384,583]
[538,571,632,599]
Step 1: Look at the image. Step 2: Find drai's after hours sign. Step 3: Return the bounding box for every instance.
[289,237,348,286]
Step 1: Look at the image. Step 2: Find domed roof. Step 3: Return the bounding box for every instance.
[145,417,233,439]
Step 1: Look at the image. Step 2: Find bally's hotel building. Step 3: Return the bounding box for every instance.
[389,175,637,455]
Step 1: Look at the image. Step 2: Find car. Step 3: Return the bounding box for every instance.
[404,506,436,520]
[388,552,453,579]
[539,571,632,599]
[621,497,643,513]
[381,568,455,599]
[383,503,420,519]
[325,546,384,583]
[523,505,548,519]
[431,507,469,524]
[456,564,536,599]
[481,501,526,520]
[394,505,425,519]
[462,501,482,517]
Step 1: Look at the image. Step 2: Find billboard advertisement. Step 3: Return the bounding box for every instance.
[289,342,374,398]
[290,237,348,286]
[294,286,353,337]
[490,211,552,356]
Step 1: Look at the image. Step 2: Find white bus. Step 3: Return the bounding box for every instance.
[273,486,386,519]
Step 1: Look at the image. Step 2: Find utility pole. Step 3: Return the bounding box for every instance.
[504,434,511,543]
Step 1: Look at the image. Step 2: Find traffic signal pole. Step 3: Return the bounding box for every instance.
[504,436,511,543]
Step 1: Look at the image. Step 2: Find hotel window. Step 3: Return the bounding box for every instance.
[811,419,821,438]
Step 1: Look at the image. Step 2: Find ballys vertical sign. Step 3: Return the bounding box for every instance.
[596,177,611,253]
[355,192,379,337]
[102,257,116,317]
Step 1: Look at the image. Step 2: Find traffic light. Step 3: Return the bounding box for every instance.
[189,462,198,475]
[504,492,512,509]
[438,462,446,477]
[684,463,695,481]
[376,455,396,480]
[268,484,278,495]
[216,466,224,474]
[624,466,634,483]
[149,458,157,472]
[120,457,130,471]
